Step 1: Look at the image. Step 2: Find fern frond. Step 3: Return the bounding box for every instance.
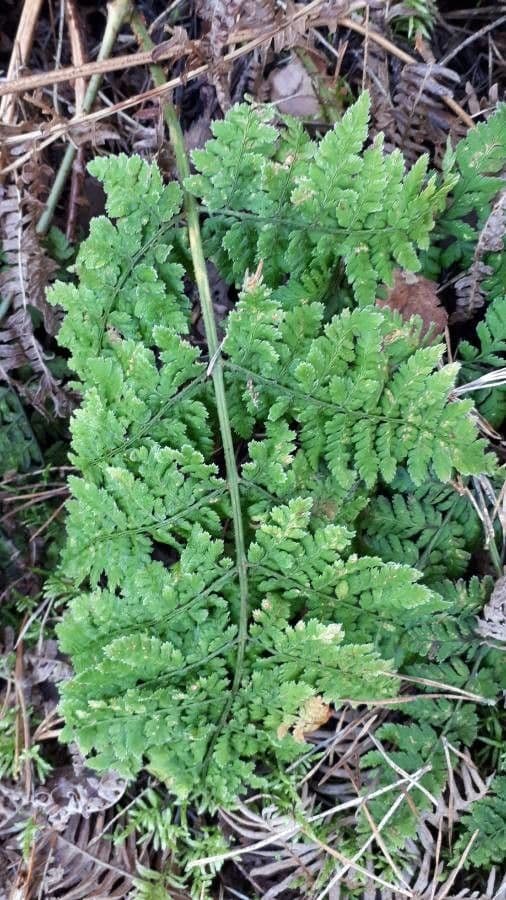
[188,93,454,304]
[458,295,506,426]
[51,154,406,809]
[454,775,506,868]
[0,387,41,474]
[50,140,493,812]
[48,154,187,382]
[359,471,481,584]
[426,104,506,277]
[225,284,492,487]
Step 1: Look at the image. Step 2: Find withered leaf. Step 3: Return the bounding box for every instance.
[377,268,447,339]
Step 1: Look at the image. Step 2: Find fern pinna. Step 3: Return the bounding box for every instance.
[48,96,492,810]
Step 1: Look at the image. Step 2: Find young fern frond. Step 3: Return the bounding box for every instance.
[49,99,493,811]
[224,285,491,487]
[454,775,506,868]
[457,294,506,426]
[187,93,454,304]
[425,104,506,279]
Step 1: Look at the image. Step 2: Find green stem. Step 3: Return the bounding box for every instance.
[130,12,249,695]
[36,0,133,236]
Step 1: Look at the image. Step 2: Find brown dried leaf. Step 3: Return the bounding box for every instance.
[268,56,321,117]
[376,269,447,338]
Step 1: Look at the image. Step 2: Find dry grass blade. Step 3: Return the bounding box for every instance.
[189,765,432,870]
[0,0,45,125]
[221,800,326,898]
[0,39,198,101]
[453,369,506,396]
[315,780,430,900]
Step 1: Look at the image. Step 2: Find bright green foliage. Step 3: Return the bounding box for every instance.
[459,296,506,368]
[225,286,491,487]
[50,154,189,382]
[454,775,506,868]
[114,788,185,851]
[359,471,481,585]
[187,93,453,304]
[426,105,506,275]
[389,0,437,39]
[49,120,493,818]
[359,615,503,858]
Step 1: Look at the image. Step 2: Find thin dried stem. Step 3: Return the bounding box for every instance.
[36,0,134,235]
[0,0,45,125]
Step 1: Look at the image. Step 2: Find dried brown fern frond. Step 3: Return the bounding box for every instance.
[453,191,506,323]
[2,762,134,900]
[366,42,395,137]
[196,0,276,110]
[24,811,141,899]
[218,709,383,897]
[220,797,330,898]
[0,308,68,415]
[348,751,492,900]
[390,62,464,163]
[0,165,59,333]
[196,1,373,110]
[0,164,70,414]
[311,707,384,805]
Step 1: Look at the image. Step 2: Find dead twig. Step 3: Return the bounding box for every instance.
[36,0,134,235]
[0,0,45,127]
[0,38,196,101]
[0,0,359,178]
[65,0,88,242]
[14,637,32,797]
[66,0,87,111]
[439,14,506,68]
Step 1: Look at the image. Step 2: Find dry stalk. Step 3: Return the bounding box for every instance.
[36,0,134,235]
[0,0,45,126]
